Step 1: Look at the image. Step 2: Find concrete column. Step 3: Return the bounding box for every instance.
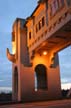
[47,53,61,99]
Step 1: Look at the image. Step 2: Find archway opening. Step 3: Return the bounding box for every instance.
[35,64,47,91]
[14,67,18,99]
[59,46,71,91]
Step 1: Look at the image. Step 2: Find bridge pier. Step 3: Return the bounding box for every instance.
[12,52,61,102]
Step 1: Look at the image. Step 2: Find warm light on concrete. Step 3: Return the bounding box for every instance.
[12,42,16,54]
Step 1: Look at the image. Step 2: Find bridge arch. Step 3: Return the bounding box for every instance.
[13,66,18,100]
[35,64,47,90]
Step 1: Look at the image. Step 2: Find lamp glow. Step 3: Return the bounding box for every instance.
[43,51,48,55]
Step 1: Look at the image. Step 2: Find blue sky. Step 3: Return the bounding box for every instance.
[0,0,37,32]
[0,0,71,92]
[59,46,71,89]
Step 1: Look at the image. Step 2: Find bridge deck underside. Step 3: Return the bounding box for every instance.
[36,20,71,54]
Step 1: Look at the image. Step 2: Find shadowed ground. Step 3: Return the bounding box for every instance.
[0,99,71,108]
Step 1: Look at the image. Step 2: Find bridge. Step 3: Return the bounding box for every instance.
[6,0,71,102]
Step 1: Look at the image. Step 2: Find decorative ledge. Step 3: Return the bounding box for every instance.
[6,48,16,63]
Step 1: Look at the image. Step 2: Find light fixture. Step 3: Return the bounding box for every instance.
[43,51,48,55]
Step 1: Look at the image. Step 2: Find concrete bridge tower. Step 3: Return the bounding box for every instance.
[7,0,71,102]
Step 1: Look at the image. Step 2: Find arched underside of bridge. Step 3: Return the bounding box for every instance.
[35,20,71,56]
